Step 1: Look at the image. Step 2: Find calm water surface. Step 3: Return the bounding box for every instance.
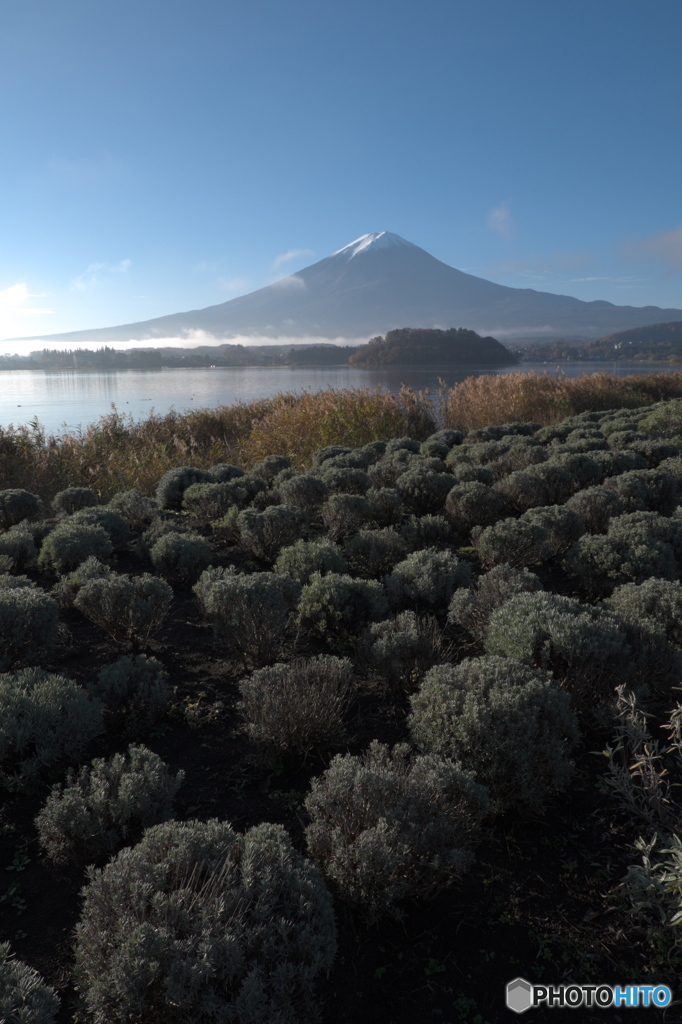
[0,362,677,435]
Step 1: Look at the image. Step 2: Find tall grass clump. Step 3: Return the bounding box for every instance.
[443,370,682,433]
[239,386,436,467]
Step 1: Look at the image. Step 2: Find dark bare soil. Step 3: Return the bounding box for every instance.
[0,530,678,1024]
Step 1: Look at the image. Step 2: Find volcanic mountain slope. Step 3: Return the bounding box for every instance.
[16,232,682,344]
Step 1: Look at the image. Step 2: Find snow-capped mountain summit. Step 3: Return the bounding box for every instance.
[16,232,682,345]
[332,232,419,259]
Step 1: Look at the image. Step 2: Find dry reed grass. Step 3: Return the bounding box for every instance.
[3,371,681,504]
[0,387,435,503]
[443,369,682,432]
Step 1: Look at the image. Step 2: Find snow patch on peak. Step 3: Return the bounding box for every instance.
[332,232,416,259]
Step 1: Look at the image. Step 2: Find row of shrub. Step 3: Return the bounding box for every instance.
[5,394,682,1021]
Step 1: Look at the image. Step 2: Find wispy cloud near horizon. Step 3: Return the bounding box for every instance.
[0,283,54,341]
[487,201,513,238]
[72,259,131,291]
[272,248,316,270]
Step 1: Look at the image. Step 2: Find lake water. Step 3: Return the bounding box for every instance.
[0,361,678,435]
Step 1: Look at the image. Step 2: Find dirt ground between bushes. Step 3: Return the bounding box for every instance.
[0,534,675,1024]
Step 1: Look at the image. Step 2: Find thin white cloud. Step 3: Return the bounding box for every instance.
[487,201,513,238]
[621,225,682,271]
[72,259,131,291]
[0,283,54,341]
[272,248,316,271]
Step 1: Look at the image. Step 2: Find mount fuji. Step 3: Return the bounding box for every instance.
[19,231,682,345]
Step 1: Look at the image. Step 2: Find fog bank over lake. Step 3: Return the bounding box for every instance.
[0,362,678,435]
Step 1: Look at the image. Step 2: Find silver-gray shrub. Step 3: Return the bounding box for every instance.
[565,486,626,533]
[155,466,213,510]
[474,517,550,569]
[493,470,549,512]
[0,489,42,530]
[451,462,494,485]
[344,528,408,577]
[68,506,131,549]
[590,448,648,477]
[528,461,575,504]
[546,452,603,489]
[53,555,115,608]
[625,440,680,467]
[425,428,464,448]
[601,469,678,516]
[356,611,445,696]
[0,942,59,1023]
[208,462,246,483]
[0,574,35,591]
[279,473,328,511]
[367,451,413,488]
[74,819,336,1024]
[137,517,190,558]
[52,486,97,517]
[448,564,543,642]
[107,488,159,530]
[181,481,243,519]
[385,437,421,455]
[319,465,370,495]
[606,579,682,648]
[38,521,113,575]
[0,588,59,671]
[194,566,301,665]
[400,513,454,551]
[365,486,403,527]
[0,523,38,572]
[488,441,548,477]
[251,453,292,483]
[384,547,472,614]
[520,505,585,558]
[275,537,348,584]
[76,574,173,647]
[408,657,579,814]
[445,481,507,535]
[305,741,489,920]
[565,511,682,595]
[356,440,387,463]
[297,571,388,637]
[395,465,453,515]
[36,745,183,867]
[484,591,629,707]
[322,493,371,541]
[238,655,352,759]
[237,504,308,562]
[150,531,212,585]
[0,669,102,787]
[657,455,682,487]
[89,654,170,737]
[312,443,352,465]
[419,439,449,459]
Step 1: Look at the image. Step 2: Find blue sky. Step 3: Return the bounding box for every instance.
[2,0,681,344]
